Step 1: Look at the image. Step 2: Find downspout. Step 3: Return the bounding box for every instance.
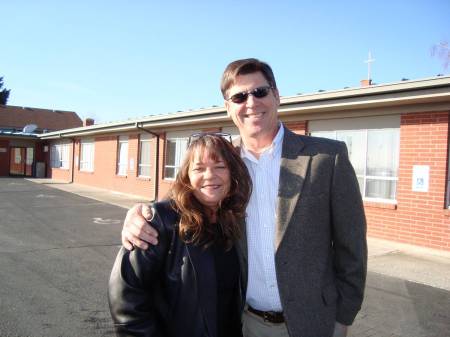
[135,122,160,201]
[70,138,76,183]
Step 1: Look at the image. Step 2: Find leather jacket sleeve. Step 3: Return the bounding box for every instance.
[108,204,172,337]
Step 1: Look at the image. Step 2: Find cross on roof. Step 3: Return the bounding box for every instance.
[364,51,375,80]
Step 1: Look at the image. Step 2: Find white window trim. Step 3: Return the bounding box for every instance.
[164,130,199,180]
[50,143,70,169]
[80,139,95,172]
[138,134,152,178]
[310,120,400,204]
[117,136,128,176]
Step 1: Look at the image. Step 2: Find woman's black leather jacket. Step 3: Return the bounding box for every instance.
[108,200,243,337]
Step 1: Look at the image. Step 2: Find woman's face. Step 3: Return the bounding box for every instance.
[188,149,231,210]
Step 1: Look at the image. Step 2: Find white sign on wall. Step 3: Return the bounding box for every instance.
[0,148,7,153]
[412,165,429,192]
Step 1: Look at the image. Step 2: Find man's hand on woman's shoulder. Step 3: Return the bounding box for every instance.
[121,203,159,250]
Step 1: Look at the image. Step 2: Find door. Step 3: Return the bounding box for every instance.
[9,147,34,176]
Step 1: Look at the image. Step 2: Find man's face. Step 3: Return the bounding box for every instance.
[224,72,280,142]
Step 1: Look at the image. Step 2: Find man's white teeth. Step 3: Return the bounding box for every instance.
[247,112,263,117]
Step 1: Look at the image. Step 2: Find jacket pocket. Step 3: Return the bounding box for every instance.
[321,283,338,306]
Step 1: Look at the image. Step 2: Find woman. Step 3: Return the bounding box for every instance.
[108,133,252,337]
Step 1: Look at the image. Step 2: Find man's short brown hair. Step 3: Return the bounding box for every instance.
[220,58,277,99]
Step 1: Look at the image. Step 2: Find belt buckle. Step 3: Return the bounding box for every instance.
[263,311,273,322]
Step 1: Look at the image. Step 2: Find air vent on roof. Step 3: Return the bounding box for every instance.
[22,124,38,133]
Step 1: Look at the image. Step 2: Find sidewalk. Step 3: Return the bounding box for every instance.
[28,178,450,291]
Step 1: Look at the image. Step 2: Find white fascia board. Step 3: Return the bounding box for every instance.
[279,87,450,115]
[280,75,450,104]
[38,76,450,139]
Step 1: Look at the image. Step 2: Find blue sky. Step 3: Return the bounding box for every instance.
[2,0,449,123]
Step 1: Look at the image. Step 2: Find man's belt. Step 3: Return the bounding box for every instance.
[247,305,285,324]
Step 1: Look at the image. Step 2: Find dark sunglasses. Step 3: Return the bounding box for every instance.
[226,85,273,104]
[188,132,232,146]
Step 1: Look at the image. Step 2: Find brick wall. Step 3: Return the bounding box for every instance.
[285,121,307,135]
[68,133,156,200]
[365,111,450,251]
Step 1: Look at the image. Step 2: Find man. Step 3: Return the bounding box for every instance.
[121,58,367,337]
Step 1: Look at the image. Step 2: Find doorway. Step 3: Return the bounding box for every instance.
[9,147,34,176]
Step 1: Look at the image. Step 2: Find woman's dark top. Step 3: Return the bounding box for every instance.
[213,243,241,337]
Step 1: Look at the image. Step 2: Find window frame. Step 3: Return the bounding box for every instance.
[50,143,70,169]
[138,133,152,178]
[309,117,400,204]
[163,130,198,180]
[116,136,129,176]
[79,139,95,172]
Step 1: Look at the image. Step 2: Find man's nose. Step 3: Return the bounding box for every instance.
[245,93,257,107]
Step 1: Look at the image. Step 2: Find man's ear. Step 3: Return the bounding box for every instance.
[224,100,231,117]
[273,88,281,104]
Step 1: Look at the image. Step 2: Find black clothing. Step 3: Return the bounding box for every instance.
[108,200,243,337]
[213,244,241,337]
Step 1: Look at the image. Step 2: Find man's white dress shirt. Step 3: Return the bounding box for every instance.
[241,124,284,312]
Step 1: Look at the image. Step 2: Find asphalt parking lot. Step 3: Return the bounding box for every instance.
[0,178,122,337]
[0,177,449,337]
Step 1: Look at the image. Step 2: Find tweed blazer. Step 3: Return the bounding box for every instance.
[235,127,367,337]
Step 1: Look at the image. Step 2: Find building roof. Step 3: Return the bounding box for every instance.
[0,105,82,132]
[39,74,450,140]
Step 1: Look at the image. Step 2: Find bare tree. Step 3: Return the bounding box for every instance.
[431,41,450,70]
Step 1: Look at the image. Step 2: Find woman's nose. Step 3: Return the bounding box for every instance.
[204,167,215,178]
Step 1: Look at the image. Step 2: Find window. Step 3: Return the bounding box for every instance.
[80,139,95,172]
[310,115,400,202]
[138,134,152,177]
[164,137,188,179]
[50,143,70,169]
[164,131,196,179]
[117,136,128,176]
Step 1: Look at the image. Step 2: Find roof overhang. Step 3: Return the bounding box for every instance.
[38,75,450,140]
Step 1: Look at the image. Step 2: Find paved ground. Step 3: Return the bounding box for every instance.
[0,177,449,337]
[0,178,122,337]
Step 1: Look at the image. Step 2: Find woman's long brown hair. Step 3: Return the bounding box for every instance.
[169,134,252,249]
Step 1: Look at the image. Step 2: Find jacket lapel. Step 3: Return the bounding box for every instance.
[186,243,217,337]
[275,129,310,250]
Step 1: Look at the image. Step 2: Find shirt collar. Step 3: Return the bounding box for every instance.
[241,123,284,161]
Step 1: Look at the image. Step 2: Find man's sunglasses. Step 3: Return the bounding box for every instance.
[226,85,273,104]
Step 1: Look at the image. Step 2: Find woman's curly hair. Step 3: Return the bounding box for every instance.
[169,134,252,249]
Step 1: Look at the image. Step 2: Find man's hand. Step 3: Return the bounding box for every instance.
[332,322,348,337]
[121,203,159,250]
